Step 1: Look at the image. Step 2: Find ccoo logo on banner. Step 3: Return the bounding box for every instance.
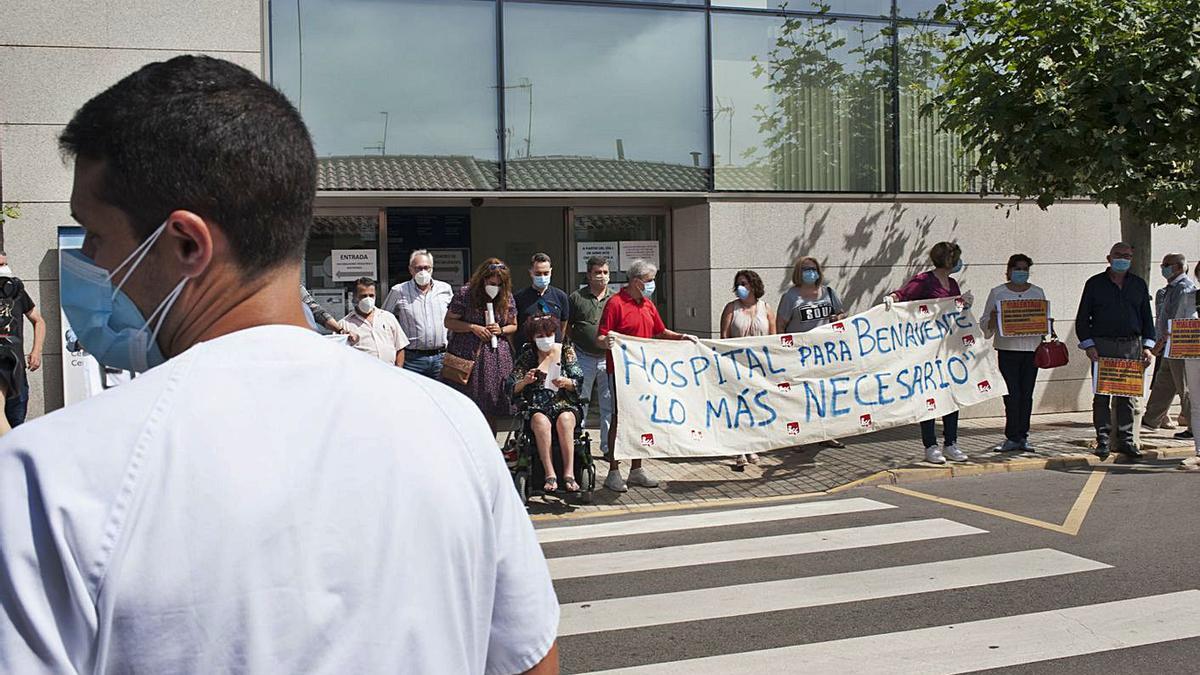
[611,297,1007,459]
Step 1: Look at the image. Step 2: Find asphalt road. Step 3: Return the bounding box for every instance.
[537,459,1200,674]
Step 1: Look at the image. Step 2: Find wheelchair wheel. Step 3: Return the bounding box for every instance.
[580,463,595,504]
[513,470,531,505]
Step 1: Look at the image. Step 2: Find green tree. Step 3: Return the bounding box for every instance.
[930,0,1200,276]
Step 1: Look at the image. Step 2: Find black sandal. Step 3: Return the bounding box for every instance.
[563,476,580,493]
[543,476,558,493]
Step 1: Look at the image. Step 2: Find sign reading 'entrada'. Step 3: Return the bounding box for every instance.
[331,249,378,282]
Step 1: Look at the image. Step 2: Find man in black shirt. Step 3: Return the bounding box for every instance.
[1075,242,1156,459]
[513,252,570,354]
[0,254,46,429]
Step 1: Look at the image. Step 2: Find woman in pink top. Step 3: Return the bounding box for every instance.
[887,241,974,466]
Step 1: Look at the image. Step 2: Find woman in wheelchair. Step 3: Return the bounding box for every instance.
[507,313,585,493]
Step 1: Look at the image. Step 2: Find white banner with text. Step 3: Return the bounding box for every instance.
[612,298,1008,459]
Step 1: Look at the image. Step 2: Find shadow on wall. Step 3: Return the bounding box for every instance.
[775,203,953,312]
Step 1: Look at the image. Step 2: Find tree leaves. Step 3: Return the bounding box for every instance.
[932,0,1200,225]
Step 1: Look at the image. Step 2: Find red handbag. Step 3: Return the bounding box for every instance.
[1035,319,1069,369]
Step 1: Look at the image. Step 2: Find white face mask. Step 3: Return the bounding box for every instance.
[0,265,14,278]
[534,335,555,352]
[413,270,432,286]
[485,284,501,299]
[357,296,375,314]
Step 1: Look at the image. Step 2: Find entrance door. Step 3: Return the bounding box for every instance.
[568,209,671,323]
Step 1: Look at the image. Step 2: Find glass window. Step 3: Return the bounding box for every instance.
[270,0,499,190]
[712,1,890,17]
[712,13,890,191]
[575,0,704,4]
[303,214,381,328]
[502,3,709,191]
[898,25,978,192]
[897,1,945,19]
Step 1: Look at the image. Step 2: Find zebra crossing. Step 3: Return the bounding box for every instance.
[538,495,1200,674]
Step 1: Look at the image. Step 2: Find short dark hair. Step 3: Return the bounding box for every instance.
[733,269,765,299]
[524,313,561,339]
[586,256,610,272]
[929,241,962,270]
[355,277,377,292]
[1007,253,1033,269]
[59,55,316,276]
[531,252,552,267]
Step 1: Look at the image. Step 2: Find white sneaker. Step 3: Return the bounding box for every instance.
[604,469,627,492]
[924,445,946,464]
[944,443,969,462]
[627,467,660,488]
[1180,455,1200,470]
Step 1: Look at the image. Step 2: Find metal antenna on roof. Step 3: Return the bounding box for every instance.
[363,111,389,155]
[496,78,533,158]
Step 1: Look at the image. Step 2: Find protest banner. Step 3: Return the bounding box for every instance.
[1092,358,1145,398]
[611,298,1007,459]
[998,298,1050,337]
[1166,318,1200,359]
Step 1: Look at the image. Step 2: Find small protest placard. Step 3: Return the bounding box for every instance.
[998,299,1050,337]
[1166,318,1200,359]
[1092,358,1145,398]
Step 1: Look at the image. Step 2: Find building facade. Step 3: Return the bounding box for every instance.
[1,0,1196,419]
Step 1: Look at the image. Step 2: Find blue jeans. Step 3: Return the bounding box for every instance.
[576,350,612,455]
[5,379,28,427]
[403,351,444,379]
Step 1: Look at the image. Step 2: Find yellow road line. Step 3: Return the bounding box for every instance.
[879,469,1106,536]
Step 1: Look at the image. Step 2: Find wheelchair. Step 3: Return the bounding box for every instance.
[502,407,596,505]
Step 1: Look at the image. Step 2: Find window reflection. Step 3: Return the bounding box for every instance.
[898,24,978,192]
[270,0,499,190]
[712,1,890,18]
[503,2,709,191]
[712,13,890,191]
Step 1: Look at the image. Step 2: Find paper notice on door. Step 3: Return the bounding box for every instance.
[618,240,660,272]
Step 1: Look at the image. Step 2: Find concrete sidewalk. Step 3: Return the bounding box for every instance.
[519,410,1196,519]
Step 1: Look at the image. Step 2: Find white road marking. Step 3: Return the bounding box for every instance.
[537,498,895,544]
[559,548,1107,636]
[583,590,1200,674]
[550,518,983,580]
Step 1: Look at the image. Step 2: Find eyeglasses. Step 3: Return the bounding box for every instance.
[487,263,508,271]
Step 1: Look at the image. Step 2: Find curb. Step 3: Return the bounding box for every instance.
[826,446,1197,491]
[532,445,1197,523]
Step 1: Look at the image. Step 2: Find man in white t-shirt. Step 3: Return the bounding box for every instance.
[344,276,409,367]
[0,56,559,674]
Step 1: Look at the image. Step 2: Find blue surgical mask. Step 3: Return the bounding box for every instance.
[59,222,188,372]
[735,285,750,300]
[1111,258,1132,273]
[532,274,550,290]
[801,269,820,285]
[1010,270,1030,284]
[952,259,965,274]
[641,280,656,298]
[1161,265,1176,280]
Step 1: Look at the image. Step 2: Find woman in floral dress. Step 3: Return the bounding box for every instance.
[508,314,585,493]
[445,258,518,432]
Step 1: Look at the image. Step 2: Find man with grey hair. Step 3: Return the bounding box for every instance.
[1145,253,1196,439]
[597,258,695,492]
[383,249,453,378]
[1075,241,1156,460]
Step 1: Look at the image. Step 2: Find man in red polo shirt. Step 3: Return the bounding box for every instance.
[599,258,695,492]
